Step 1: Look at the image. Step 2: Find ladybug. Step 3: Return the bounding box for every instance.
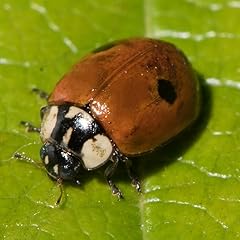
[20,38,200,199]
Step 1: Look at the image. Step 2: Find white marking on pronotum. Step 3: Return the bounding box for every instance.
[40,106,58,141]
[65,106,83,119]
[53,164,59,175]
[65,107,95,130]
[62,127,73,146]
[44,155,49,165]
[81,134,113,170]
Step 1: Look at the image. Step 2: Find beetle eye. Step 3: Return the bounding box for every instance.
[40,106,49,119]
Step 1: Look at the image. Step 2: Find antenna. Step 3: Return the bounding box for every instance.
[14,152,43,168]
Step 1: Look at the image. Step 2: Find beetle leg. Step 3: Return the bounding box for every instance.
[104,157,123,199]
[122,157,141,193]
[20,121,40,133]
[32,87,49,100]
[56,178,64,205]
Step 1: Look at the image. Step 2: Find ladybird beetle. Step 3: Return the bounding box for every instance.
[20,38,200,199]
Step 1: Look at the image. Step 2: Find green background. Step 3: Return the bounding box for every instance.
[0,0,240,239]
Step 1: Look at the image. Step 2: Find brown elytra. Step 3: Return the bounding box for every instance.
[49,38,200,156]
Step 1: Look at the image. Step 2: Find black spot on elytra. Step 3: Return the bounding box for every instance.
[157,79,177,104]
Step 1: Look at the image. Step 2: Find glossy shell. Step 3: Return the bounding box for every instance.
[49,38,200,156]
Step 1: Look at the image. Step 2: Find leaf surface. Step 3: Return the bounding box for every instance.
[0,1,240,239]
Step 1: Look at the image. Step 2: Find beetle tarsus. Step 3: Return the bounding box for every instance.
[20,121,40,133]
[131,178,141,193]
[107,179,123,199]
[32,87,49,100]
[123,157,141,193]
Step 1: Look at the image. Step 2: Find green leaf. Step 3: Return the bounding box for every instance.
[1,1,240,239]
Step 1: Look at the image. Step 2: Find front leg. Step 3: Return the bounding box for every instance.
[20,121,40,133]
[32,87,49,100]
[20,88,48,133]
[104,155,123,199]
